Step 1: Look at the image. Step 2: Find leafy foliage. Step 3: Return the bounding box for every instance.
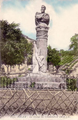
[66,77,77,91]
[47,45,61,69]
[60,55,74,65]
[59,49,74,65]
[1,20,33,66]
[69,34,78,55]
[26,42,33,65]
[27,54,32,65]
[59,34,78,73]
[0,76,17,87]
[30,82,35,88]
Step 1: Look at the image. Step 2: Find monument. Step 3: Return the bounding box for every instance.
[13,5,66,89]
[33,5,50,73]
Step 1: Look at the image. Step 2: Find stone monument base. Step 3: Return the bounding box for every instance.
[12,72,67,89]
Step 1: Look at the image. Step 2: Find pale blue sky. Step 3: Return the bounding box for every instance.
[1,0,78,50]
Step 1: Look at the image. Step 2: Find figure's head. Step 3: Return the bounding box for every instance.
[41,5,46,13]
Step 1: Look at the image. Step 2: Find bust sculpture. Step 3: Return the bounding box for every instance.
[35,5,50,27]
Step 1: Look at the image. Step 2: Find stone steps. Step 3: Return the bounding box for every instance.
[11,81,66,89]
[9,73,67,89]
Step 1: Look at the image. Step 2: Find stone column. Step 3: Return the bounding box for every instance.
[36,25,49,72]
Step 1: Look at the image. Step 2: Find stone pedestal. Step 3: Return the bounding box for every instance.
[12,72,67,89]
[33,23,49,73]
[36,25,49,72]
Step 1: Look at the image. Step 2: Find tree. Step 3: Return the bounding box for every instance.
[59,49,74,65]
[59,34,78,66]
[26,42,33,65]
[47,45,61,71]
[69,34,78,55]
[1,20,33,66]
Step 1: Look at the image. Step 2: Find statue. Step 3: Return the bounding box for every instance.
[33,5,50,73]
[35,5,50,27]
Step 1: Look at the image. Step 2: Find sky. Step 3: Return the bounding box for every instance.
[1,0,78,50]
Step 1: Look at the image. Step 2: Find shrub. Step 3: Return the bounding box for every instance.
[30,82,35,88]
[66,77,77,91]
[0,76,17,87]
